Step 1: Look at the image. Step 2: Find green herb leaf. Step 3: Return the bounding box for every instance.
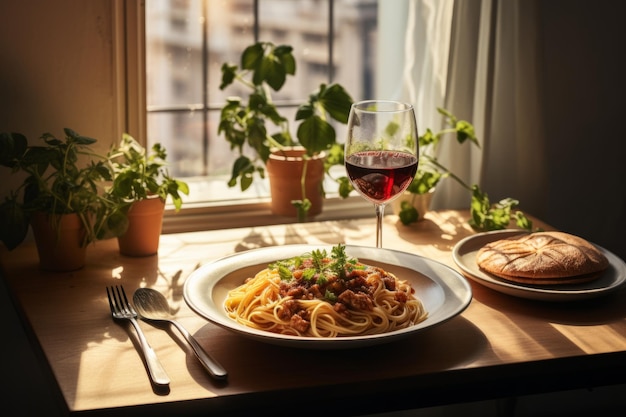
[317,274,328,285]
[324,289,337,302]
[310,249,327,272]
[277,265,293,281]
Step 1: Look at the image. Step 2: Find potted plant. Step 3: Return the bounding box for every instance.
[106,133,189,256]
[0,128,113,271]
[392,108,533,232]
[390,107,478,223]
[218,41,353,221]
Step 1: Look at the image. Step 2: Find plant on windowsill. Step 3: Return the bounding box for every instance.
[391,107,477,223]
[391,108,533,232]
[218,41,354,221]
[0,128,114,271]
[105,133,189,256]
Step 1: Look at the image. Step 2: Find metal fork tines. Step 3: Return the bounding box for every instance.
[107,285,170,387]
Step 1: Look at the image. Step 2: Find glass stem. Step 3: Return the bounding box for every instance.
[375,203,385,248]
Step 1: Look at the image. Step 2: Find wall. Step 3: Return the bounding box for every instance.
[0,0,121,197]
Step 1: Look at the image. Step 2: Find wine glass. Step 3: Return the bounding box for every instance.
[345,100,419,248]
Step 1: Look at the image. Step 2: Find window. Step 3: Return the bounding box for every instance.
[145,0,378,212]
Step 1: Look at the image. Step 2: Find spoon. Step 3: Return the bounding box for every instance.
[133,288,228,380]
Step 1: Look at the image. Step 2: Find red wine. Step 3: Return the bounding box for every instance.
[346,151,418,203]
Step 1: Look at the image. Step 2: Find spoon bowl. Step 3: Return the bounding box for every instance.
[133,287,228,380]
[133,288,177,321]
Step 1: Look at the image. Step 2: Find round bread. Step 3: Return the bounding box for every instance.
[476,231,609,285]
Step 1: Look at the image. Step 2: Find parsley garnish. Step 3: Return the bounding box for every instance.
[277,265,292,280]
[331,244,348,264]
[324,289,337,302]
[302,268,316,281]
[268,244,357,284]
[310,249,327,271]
[317,274,328,285]
[330,243,349,278]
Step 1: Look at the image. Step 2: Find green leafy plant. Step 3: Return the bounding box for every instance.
[105,133,189,222]
[409,108,479,196]
[468,186,533,232]
[397,108,533,231]
[0,128,113,250]
[106,133,188,209]
[218,41,353,220]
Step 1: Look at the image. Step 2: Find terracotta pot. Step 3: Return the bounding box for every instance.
[390,189,435,222]
[117,197,165,257]
[30,212,87,271]
[266,147,325,217]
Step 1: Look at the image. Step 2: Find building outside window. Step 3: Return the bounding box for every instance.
[145,0,377,206]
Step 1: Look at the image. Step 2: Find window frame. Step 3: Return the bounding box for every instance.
[121,1,373,234]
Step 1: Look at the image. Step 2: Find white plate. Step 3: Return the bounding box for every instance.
[452,230,626,302]
[184,244,472,349]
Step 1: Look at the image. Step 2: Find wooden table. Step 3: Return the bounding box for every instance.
[1,210,625,416]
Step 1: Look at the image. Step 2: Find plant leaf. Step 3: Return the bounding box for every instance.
[295,103,314,121]
[229,155,252,188]
[324,143,344,169]
[455,120,479,146]
[297,116,335,155]
[219,63,238,90]
[273,44,295,74]
[241,42,264,71]
[407,170,440,194]
[260,53,287,90]
[398,201,419,225]
[317,83,353,123]
[0,132,28,167]
[337,176,353,198]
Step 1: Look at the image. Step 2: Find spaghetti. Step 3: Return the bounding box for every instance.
[224,244,428,337]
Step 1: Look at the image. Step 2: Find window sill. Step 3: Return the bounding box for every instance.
[162,195,375,234]
[161,173,377,233]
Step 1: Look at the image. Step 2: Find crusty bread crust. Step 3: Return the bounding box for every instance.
[476,231,609,284]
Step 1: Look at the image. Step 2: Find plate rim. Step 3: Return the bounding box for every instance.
[183,244,472,348]
[452,229,626,301]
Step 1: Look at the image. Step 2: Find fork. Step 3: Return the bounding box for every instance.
[107,285,170,387]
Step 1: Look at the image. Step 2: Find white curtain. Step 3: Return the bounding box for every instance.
[380,0,548,216]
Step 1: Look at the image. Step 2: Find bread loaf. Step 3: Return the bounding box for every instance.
[476,231,609,285]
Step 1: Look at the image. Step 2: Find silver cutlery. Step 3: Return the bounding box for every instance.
[133,287,228,380]
[106,285,170,387]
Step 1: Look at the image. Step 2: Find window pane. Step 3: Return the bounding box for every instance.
[147,110,205,176]
[258,0,330,103]
[146,0,204,108]
[335,0,378,100]
[145,0,378,203]
[207,0,256,107]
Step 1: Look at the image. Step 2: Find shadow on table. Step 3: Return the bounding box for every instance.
[469,279,626,325]
[188,314,490,391]
[394,216,475,252]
